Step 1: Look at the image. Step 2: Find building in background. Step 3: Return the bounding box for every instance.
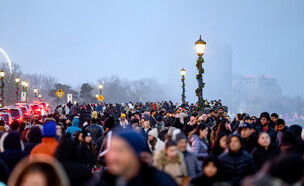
[232,74,282,115]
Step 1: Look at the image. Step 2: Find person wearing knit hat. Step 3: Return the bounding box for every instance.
[175,133,202,179]
[148,128,165,154]
[99,131,177,186]
[119,113,128,129]
[30,120,59,158]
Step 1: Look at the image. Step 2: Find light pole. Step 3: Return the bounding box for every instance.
[39,95,42,102]
[195,35,206,114]
[25,82,29,103]
[34,88,38,102]
[22,81,26,103]
[15,77,20,103]
[0,71,4,107]
[180,68,186,104]
[98,83,103,95]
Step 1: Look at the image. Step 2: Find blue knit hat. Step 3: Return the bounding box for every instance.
[118,131,145,155]
[42,121,57,137]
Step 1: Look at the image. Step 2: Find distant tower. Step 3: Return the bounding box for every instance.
[204,44,232,108]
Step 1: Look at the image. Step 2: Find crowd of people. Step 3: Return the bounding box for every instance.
[0,100,303,186]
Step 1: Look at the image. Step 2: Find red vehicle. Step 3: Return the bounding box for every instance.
[0,112,13,125]
[29,104,46,118]
[14,103,34,115]
[12,105,31,121]
[37,102,50,113]
[0,107,23,122]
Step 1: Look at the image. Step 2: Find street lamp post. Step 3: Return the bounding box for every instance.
[39,95,42,102]
[195,35,206,114]
[15,77,20,103]
[34,88,38,102]
[0,71,4,107]
[21,81,26,103]
[98,84,103,95]
[25,82,29,103]
[180,68,186,104]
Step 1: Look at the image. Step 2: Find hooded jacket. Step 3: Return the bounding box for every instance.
[148,138,165,154]
[0,132,28,171]
[66,118,82,139]
[251,144,280,170]
[97,163,178,186]
[24,126,42,153]
[218,134,256,185]
[153,150,188,185]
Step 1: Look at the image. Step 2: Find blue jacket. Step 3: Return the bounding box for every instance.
[66,118,81,139]
[190,134,208,160]
[96,105,103,112]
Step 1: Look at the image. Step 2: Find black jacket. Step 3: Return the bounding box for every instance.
[218,150,256,186]
[251,145,280,170]
[96,163,178,186]
[243,133,257,153]
[0,157,10,184]
[0,149,28,171]
[59,160,92,186]
[79,142,96,168]
[24,142,39,153]
[85,124,104,145]
[201,118,213,128]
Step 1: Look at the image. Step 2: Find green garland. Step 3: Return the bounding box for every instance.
[196,58,205,111]
[181,76,186,103]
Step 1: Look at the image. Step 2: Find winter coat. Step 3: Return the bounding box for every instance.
[24,142,39,153]
[66,119,82,139]
[24,126,42,153]
[0,157,9,184]
[190,175,229,186]
[183,151,202,179]
[175,112,188,124]
[85,124,104,145]
[201,118,213,128]
[0,132,28,171]
[79,142,96,168]
[97,163,178,186]
[190,134,208,161]
[0,149,27,171]
[148,138,165,154]
[218,150,256,185]
[251,145,280,170]
[243,134,257,153]
[153,150,188,185]
[30,137,59,157]
[59,161,92,186]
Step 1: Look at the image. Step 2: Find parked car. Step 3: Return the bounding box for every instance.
[12,105,31,122]
[0,107,23,121]
[0,112,13,125]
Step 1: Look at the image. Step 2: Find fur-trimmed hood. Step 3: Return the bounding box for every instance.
[154,149,184,166]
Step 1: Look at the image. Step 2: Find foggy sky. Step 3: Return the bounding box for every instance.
[1,0,304,104]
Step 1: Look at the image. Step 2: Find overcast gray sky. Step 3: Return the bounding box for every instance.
[1,0,303,104]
